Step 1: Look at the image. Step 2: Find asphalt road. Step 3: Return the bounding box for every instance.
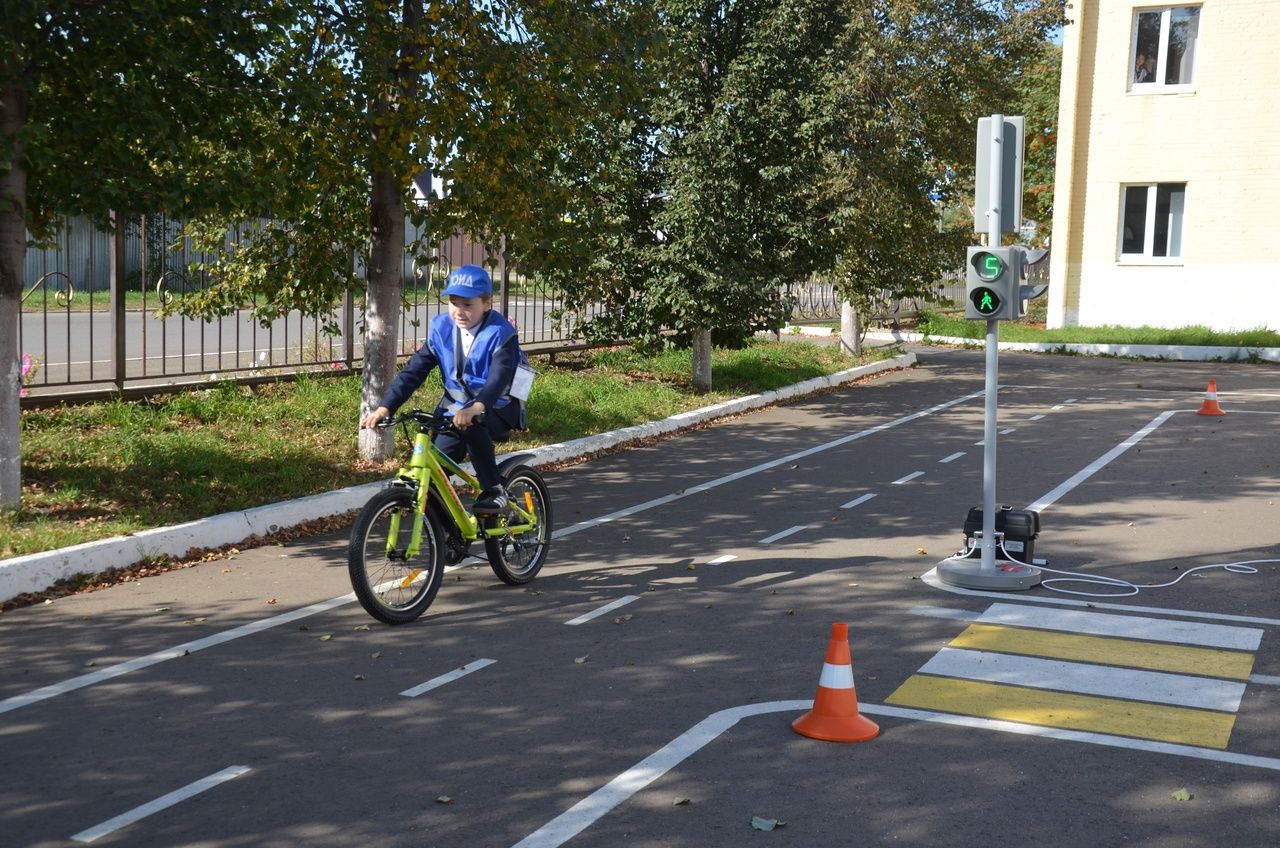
[3,348,1279,848]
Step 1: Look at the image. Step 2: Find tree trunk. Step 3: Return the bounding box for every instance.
[840,300,862,358]
[358,167,405,462]
[0,77,30,509]
[691,326,712,392]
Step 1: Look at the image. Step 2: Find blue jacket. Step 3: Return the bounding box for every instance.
[378,310,520,422]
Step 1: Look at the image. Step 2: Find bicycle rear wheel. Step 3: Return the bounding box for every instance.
[348,487,445,624]
[484,466,552,585]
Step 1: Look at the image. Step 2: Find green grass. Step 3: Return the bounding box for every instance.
[4,340,879,559]
[916,311,1280,349]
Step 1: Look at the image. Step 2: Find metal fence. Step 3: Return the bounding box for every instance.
[17,215,859,406]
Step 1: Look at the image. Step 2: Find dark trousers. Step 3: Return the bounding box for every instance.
[432,405,515,491]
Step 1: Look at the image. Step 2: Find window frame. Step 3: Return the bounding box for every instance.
[1117,182,1186,265]
[1128,5,1201,94]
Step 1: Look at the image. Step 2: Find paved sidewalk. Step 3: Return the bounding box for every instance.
[0,352,917,603]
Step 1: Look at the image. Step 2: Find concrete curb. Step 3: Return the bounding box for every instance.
[0,352,917,602]
[859,329,1280,363]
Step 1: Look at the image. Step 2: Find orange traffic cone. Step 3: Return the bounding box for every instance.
[1196,379,1226,416]
[792,622,880,742]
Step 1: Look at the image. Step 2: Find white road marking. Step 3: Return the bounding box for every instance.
[1029,414,1045,421]
[999,427,1017,434]
[706,555,737,565]
[5,389,989,715]
[70,765,250,843]
[565,595,640,626]
[1252,674,1280,686]
[977,602,1264,651]
[759,525,807,545]
[918,648,1247,712]
[909,605,980,622]
[922,568,1280,628]
[400,659,497,697]
[841,493,877,509]
[511,698,1280,847]
[892,471,925,485]
[554,389,984,539]
[1027,410,1178,513]
[939,452,965,463]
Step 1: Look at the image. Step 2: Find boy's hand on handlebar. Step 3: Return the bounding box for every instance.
[360,407,391,430]
[453,403,485,430]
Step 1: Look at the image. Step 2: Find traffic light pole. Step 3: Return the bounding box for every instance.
[937,114,1041,591]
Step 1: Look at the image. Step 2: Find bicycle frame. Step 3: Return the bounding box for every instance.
[386,419,539,559]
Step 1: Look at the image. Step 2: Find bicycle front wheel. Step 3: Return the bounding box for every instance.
[348,487,445,624]
[484,466,552,585]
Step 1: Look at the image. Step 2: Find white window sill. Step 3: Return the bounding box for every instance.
[1116,255,1184,266]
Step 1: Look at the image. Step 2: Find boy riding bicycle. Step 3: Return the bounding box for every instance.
[360,264,525,514]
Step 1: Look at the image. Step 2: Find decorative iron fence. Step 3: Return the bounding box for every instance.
[17,214,859,406]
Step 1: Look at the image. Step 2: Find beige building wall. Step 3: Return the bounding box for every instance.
[1049,0,1280,331]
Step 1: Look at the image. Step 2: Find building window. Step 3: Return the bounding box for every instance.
[1131,6,1200,90]
[1120,183,1185,259]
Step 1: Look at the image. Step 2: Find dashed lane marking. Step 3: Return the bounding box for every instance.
[400,658,497,697]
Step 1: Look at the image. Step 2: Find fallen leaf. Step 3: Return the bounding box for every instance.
[1171,788,1193,802]
[353,674,365,681]
[786,609,796,616]
[751,816,786,831]
[1126,522,1135,528]
[267,598,278,605]
[371,651,383,659]
[673,797,690,806]
[354,624,371,632]
[437,796,453,805]
[154,607,171,613]
[319,634,333,641]
[298,624,310,631]
[43,599,53,605]
[574,654,590,664]
[916,547,928,555]
[686,563,696,571]
[84,660,96,667]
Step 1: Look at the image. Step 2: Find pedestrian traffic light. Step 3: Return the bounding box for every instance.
[965,246,1014,320]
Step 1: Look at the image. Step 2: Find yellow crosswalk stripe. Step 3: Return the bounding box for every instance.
[886,676,1237,749]
[950,623,1256,681]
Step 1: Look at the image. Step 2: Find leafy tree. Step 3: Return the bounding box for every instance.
[177,0,653,461]
[1012,38,1062,245]
[0,0,286,509]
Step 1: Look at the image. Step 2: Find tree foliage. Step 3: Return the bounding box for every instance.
[0,0,288,508]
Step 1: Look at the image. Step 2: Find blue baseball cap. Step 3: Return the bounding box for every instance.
[441,264,493,299]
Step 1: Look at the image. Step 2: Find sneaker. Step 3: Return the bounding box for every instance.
[472,486,509,515]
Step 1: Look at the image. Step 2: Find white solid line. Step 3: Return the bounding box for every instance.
[1252,674,1280,686]
[892,471,925,485]
[841,493,877,509]
[939,452,965,464]
[400,658,497,697]
[921,568,1280,628]
[919,648,1247,712]
[510,698,1280,847]
[510,701,810,848]
[860,703,1280,772]
[0,594,355,716]
[565,595,640,626]
[759,525,807,545]
[7,390,991,716]
[706,555,737,565]
[978,602,1263,651]
[71,765,251,843]
[1027,410,1178,513]
[554,389,984,539]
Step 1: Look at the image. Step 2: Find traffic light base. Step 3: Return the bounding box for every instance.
[935,554,1043,591]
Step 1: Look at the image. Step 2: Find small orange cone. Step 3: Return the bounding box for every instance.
[792,622,880,742]
[1196,379,1226,416]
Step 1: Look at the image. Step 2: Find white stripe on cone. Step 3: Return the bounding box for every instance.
[818,662,855,689]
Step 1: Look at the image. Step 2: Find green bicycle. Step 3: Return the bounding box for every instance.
[348,409,552,624]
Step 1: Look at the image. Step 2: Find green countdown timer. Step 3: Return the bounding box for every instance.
[969,286,1002,316]
[970,250,1005,282]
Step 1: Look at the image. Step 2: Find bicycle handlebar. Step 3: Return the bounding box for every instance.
[374,408,483,432]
